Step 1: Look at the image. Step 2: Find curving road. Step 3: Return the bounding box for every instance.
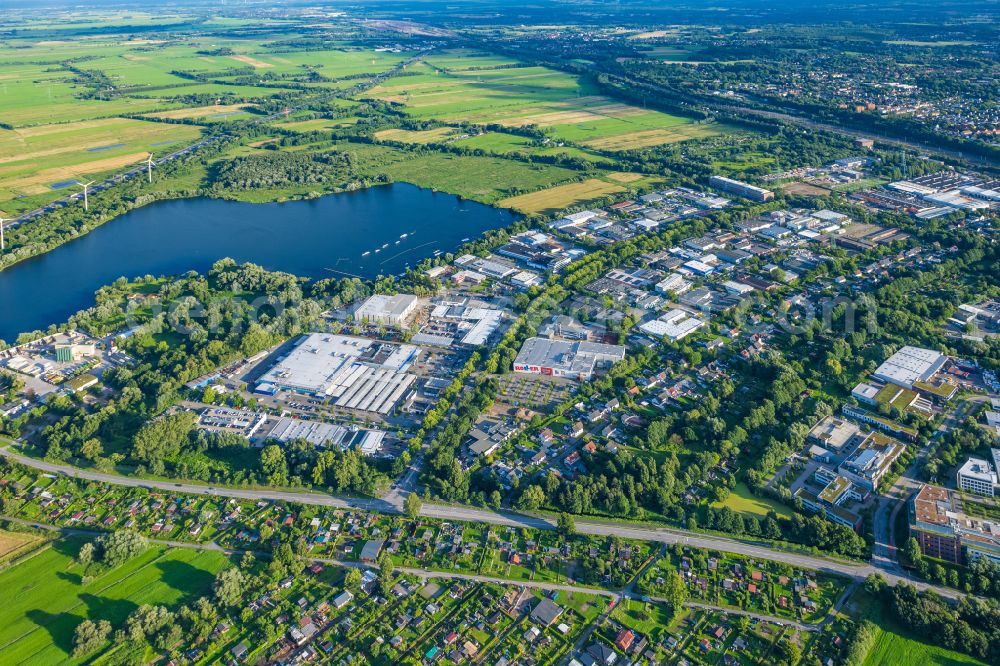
[0,444,960,599]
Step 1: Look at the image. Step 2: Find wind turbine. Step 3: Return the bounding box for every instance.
[146,154,154,183]
[0,217,7,251]
[80,181,94,211]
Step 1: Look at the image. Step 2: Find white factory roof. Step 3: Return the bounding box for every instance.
[722,280,755,295]
[354,294,418,321]
[961,184,1000,202]
[923,191,990,210]
[888,180,939,196]
[258,334,418,413]
[639,309,705,341]
[872,346,947,389]
[514,338,625,374]
[811,209,850,223]
[267,417,385,454]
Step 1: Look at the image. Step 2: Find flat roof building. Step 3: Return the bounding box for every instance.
[513,338,625,381]
[957,457,998,497]
[807,416,864,453]
[353,294,418,326]
[267,417,385,455]
[910,484,1000,565]
[838,433,906,492]
[257,334,418,414]
[872,346,948,390]
[709,175,774,202]
[639,309,705,341]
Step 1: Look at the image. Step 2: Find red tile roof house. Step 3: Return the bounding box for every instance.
[615,628,635,651]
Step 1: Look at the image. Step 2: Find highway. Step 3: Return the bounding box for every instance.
[0,443,962,600]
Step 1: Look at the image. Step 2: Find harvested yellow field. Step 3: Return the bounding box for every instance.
[375,127,458,144]
[498,178,625,214]
[0,530,42,562]
[230,54,273,68]
[497,102,647,128]
[0,119,200,166]
[581,124,721,150]
[147,104,251,120]
[607,172,645,183]
[4,152,148,194]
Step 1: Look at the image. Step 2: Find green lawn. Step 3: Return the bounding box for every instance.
[0,538,231,664]
[711,482,793,519]
[862,629,987,666]
[371,151,583,204]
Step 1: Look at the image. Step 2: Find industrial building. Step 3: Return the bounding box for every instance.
[54,343,96,362]
[708,175,775,202]
[256,334,418,415]
[639,309,705,341]
[910,484,1000,565]
[513,338,625,381]
[266,417,385,455]
[872,346,948,390]
[352,294,418,326]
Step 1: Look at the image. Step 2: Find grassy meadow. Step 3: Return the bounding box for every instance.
[365,54,727,152]
[0,537,231,665]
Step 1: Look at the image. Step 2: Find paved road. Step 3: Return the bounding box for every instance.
[6,515,838,634]
[596,71,997,171]
[871,394,992,572]
[0,444,962,599]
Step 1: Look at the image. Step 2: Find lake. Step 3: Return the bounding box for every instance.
[0,183,518,343]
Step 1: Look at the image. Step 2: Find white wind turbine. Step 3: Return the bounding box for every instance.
[0,217,7,251]
[146,153,155,183]
[80,181,95,211]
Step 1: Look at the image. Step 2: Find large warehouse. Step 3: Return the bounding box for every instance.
[513,337,625,381]
[352,294,419,326]
[266,417,385,455]
[256,334,419,415]
[872,346,948,389]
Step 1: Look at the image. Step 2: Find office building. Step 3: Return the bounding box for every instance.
[709,175,774,202]
[837,433,906,492]
[807,416,864,454]
[957,457,999,497]
[910,484,1000,565]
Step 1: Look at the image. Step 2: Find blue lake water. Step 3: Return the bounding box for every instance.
[0,183,518,342]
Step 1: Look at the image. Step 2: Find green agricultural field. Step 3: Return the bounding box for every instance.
[364,53,725,151]
[0,539,231,665]
[0,65,178,127]
[370,151,584,204]
[862,629,988,666]
[422,49,523,71]
[452,131,610,162]
[0,118,202,213]
[711,482,794,519]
